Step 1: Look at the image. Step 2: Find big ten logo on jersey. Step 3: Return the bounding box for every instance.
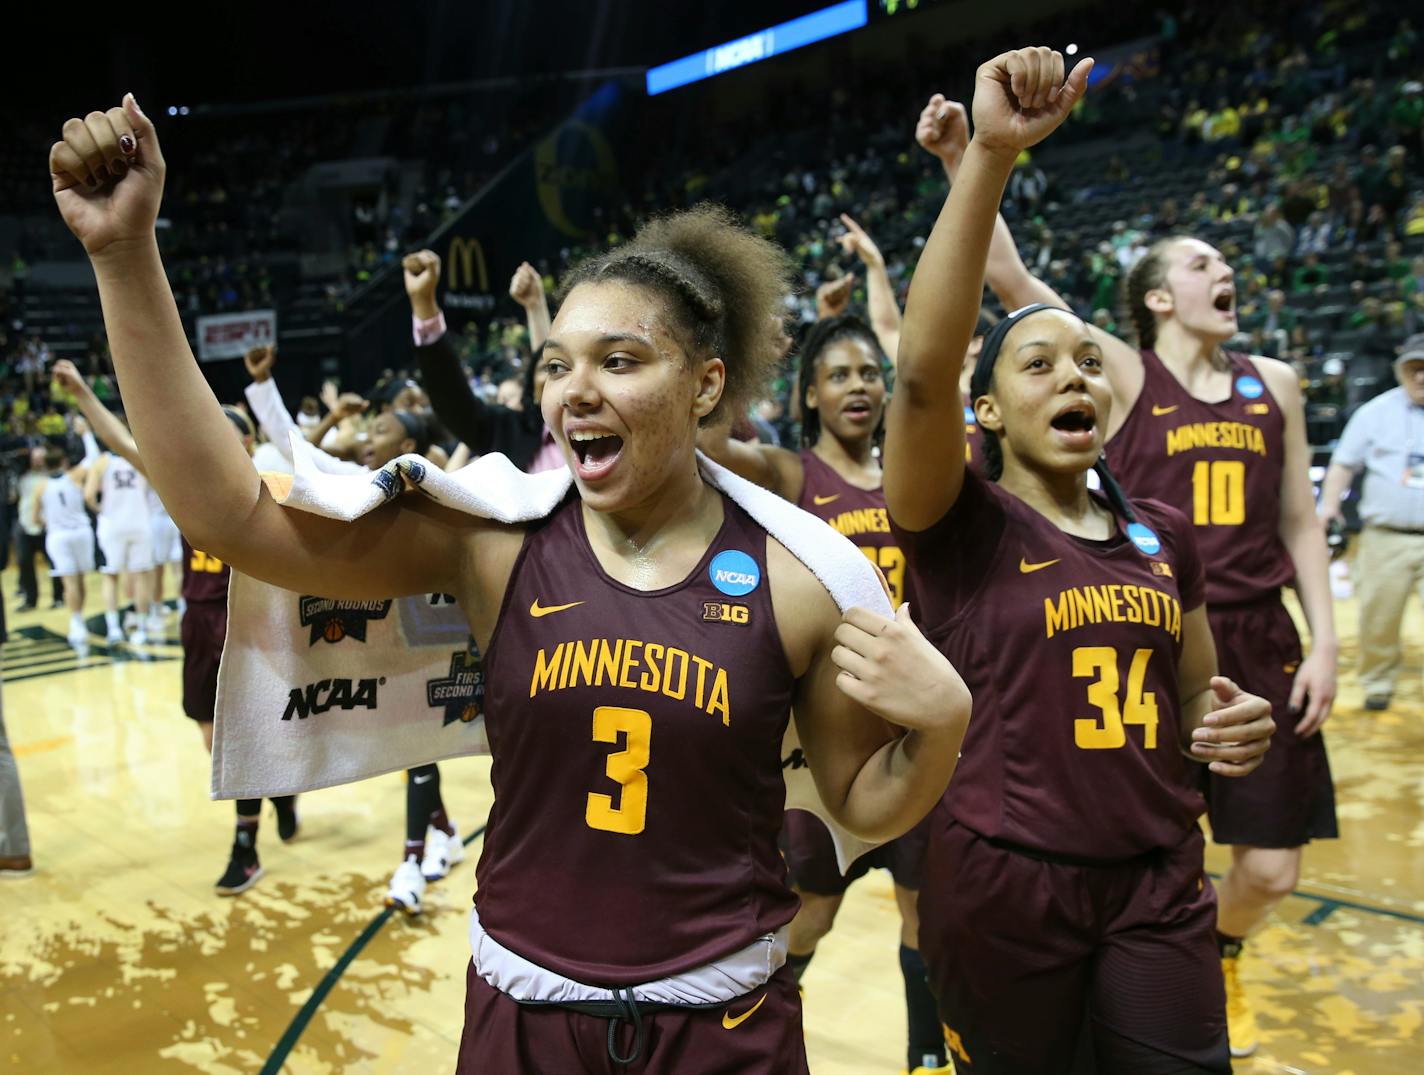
[702,601,750,625]
[298,596,393,645]
[426,643,486,726]
[282,677,385,721]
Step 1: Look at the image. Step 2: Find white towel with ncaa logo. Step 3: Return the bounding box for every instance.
[211,436,893,869]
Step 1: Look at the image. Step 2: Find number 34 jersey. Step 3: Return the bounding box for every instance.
[477,494,798,985]
[1105,349,1294,606]
[798,449,906,605]
[895,474,1208,861]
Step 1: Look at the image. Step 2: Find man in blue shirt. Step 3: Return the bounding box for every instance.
[1320,334,1424,709]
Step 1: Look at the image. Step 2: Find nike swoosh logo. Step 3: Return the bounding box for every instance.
[812,494,840,506]
[1151,405,1179,416]
[1019,558,1061,574]
[412,775,433,784]
[529,599,585,618]
[722,994,766,1030]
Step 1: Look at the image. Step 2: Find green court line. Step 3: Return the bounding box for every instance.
[259,824,488,1074]
[1206,871,1424,927]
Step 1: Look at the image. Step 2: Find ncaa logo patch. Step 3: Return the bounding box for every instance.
[710,550,760,597]
[1235,375,1265,400]
[1126,522,1162,557]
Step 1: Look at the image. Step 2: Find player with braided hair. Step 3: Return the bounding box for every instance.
[922,85,1339,1062]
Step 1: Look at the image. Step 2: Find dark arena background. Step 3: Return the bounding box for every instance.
[2,1,1422,1072]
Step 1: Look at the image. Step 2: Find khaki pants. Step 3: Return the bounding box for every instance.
[1355,526,1424,699]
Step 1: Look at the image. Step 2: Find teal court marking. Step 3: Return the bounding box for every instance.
[1206,870,1424,927]
[259,824,488,1074]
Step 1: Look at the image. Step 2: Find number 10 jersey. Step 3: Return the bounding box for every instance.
[477,493,798,986]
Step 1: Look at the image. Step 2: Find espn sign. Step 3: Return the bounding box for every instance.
[196,309,277,362]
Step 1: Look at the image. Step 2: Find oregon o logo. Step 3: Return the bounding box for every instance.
[535,120,618,239]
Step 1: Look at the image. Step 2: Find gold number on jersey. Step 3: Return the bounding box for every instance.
[586,706,651,836]
[188,548,225,573]
[1073,647,1160,750]
[1190,460,1246,526]
[860,546,907,606]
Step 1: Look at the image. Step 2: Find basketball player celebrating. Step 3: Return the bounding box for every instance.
[922,88,1338,1060]
[50,98,969,1072]
[699,314,948,1074]
[31,445,94,653]
[52,359,298,894]
[83,434,155,644]
[888,48,1275,1072]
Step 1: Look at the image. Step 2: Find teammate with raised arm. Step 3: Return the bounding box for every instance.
[49,98,969,1072]
[889,49,1274,1072]
[52,359,299,894]
[919,87,1338,1059]
[699,311,948,1074]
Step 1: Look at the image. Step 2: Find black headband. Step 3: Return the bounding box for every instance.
[392,410,429,451]
[223,406,254,438]
[969,302,1065,401]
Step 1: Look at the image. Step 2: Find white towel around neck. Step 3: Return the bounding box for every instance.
[211,435,894,869]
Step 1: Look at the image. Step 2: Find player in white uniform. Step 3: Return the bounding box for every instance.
[85,449,155,644]
[33,447,95,651]
[146,484,182,633]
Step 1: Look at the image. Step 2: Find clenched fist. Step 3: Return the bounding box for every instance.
[244,345,276,383]
[916,95,970,174]
[50,94,165,259]
[403,250,442,319]
[508,261,544,309]
[972,47,1093,162]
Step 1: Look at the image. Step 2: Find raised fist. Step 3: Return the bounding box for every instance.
[508,261,544,309]
[916,95,970,170]
[816,274,856,320]
[333,393,368,419]
[972,48,1093,160]
[402,250,442,315]
[50,94,166,258]
[51,359,86,394]
[837,214,885,270]
[244,345,276,383]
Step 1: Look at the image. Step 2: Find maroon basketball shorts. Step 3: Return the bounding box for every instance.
[1204,596,1337,848]
[780,808,929,895]
[918,815,1230,1074]
[180,601,228,723]
[456,961,809,1074]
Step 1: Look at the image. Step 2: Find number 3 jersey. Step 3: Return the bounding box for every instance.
[798,449,906,605]
[894,474,1208,861]
[1105,349,1293,606]
[477,493,798,985]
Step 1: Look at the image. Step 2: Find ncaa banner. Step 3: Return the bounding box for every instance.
[210,442,890,872]
[196,309,277,362]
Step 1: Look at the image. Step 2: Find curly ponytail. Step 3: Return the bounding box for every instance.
[559,204,795,422]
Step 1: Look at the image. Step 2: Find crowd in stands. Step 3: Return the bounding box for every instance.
[3,0,1422,492]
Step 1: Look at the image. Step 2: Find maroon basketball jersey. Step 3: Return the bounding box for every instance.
[963,392,985,477]
[894,475,1207,860]
[182,536,230,604]
[1105,351,1293,605]
[798,449,905,605]
[476,493,799,984]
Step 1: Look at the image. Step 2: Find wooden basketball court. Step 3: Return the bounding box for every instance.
[3,568,1421,1073]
